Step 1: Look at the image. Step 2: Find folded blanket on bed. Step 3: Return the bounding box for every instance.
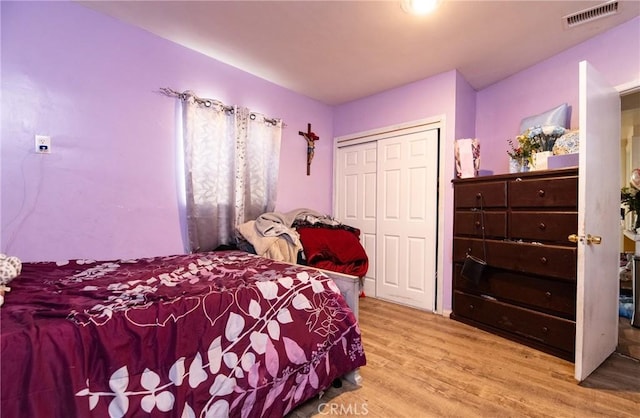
[236,220,302,263]
[297,226,369,277]
[254,212,301,245]
[254,208,338,241]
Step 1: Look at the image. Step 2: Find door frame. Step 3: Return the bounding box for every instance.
[617,80,640,95]
[334,116,446,313]
[616,78,640,355]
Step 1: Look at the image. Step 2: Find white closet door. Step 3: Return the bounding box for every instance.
[376,129,439,310]
[335,142,377,296]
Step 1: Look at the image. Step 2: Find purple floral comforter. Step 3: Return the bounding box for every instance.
[0,251,365,417]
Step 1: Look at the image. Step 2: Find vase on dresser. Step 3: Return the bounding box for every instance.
[509,157,530,173]
[532,151,552,171]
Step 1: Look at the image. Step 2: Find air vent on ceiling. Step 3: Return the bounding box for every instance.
[563,0,619,28]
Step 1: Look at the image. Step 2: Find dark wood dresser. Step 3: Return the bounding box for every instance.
[451,168,578,361]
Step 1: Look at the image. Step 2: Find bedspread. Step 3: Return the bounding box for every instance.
[0,251,365,417]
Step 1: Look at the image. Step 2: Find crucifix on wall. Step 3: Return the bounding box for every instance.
[298,123,319,176]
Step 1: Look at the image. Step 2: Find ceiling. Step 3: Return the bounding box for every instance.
[79,0,640,105]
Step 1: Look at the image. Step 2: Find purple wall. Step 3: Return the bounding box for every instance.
[455,71,479,163]
[1,1,334,262]
[333,70,477,312]
[334,70,458,137]
[477,16,640,175]
[3,2,638,311]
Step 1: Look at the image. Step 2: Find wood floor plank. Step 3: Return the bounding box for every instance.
[290,297,640,417]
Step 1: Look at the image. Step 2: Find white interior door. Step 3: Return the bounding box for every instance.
[575,61,621,381]
[335,142,377,296]
[376,129,439,310]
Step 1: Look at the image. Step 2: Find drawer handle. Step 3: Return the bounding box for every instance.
[540,257,548,264]
[538,222,546,230]
[545,291,552,299]
[538,189,546,197]
[542,326,549,334]
[469,304,474,311]
[475,221,481,228]
[476,192,482,199]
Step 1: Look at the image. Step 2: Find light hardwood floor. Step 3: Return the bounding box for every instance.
[290,297,640,418]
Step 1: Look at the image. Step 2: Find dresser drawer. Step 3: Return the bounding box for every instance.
[453,265,576,318]
[453,291,576,354]
[454,181,507,209]
[454,211,507,238]
[453,238,577,280]
[509,211,577,243]
[508,176,577,208]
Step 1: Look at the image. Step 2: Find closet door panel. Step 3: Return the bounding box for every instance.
[376,129,438,310]
[382,234,401,287]
[408,237,427,292]
[382,168,401,219]
[364,171,377,219]
[335,142,377,296]
[344,174,358,218]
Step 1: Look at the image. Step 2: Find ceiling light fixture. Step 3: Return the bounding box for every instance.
[401,0,442,16]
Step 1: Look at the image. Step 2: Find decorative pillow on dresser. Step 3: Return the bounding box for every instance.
[552,129,580,155]
[519,103,569,133]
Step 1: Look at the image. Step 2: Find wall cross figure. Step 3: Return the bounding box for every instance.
[298,123,319,176]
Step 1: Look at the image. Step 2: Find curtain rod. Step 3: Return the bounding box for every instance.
[160,87,285,127]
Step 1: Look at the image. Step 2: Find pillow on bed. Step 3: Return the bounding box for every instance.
[0,254,22,307]
[520,103,568,134]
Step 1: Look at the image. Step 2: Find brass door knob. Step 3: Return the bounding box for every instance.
[586,234,602,245]
[567,234,602,244]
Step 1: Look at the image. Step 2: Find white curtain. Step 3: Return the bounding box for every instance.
[180,95,282,252]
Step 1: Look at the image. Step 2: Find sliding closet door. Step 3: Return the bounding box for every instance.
[376,129,439,311]
[335,142,377,296]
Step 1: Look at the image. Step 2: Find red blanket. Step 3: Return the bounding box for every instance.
[297,227,369,277]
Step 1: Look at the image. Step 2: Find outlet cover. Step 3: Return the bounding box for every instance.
[35,135,51,154]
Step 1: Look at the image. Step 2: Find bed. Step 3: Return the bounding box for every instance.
[0,250,365,417]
